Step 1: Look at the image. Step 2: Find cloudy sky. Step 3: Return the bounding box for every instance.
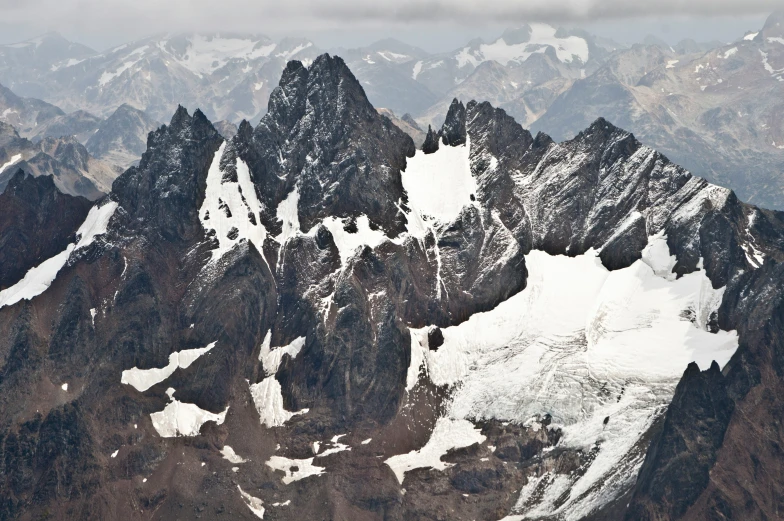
[0,0,778,51]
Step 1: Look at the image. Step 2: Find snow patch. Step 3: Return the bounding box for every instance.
[121,342,216,392]
[275,42,312,60]
[275,186,300,246]
[401,136,477,230]
[266,455,325,484]
[221,445,248,464]
[249,377,308,427]
[200,143,269,263]
[237,486,265,519]
[385,418,486,483]
[316,434,351,458]
[640,233,677,280]
[259,330,306,376]
[0,154,22,174]
[0,201,118,310]
[412,61,423,80]
[259,333,305,375]
[99,59,142,86]
[744,32,759,41]
[150,400,228,437]
[315,215,390,264]
[173,35,275,76]
[461,24,589,66]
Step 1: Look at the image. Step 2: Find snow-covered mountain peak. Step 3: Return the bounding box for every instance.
[457,23,590,68]
[158,33,277,76]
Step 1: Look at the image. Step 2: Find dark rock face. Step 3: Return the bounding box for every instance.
[0,170,91,289]
[627,259,784,520]
[422,124,440,154]
[440,98,467,146]
[0,404,99,520]
[427,327,444,350]
[626,362,733,520]
[111,105,222,243]
[239,54,416,237]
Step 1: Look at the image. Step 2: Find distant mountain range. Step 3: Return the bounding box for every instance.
[0,12,782,208]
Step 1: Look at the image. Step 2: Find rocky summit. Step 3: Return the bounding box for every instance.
[1,52,784,521]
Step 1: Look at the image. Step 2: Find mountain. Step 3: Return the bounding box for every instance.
[213,119,239,140]
[377,107,426,146]
[0,82,102,143]
[339,39,438,117]
[532,11,784,210]
[0,82,65,136]
[4,23,784,214]
[28,110,104,143]
[38,33,322,123]
[85,104,161,168]
[0,32,96,99]
[409,24,622,128]
[0,122,120,199]
[0,53,783,520]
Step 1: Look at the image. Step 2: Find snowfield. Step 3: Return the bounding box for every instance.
[266,455,325,484]
[399,245,737,519]
[401,138,477,228]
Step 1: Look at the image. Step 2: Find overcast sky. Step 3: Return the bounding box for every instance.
[0,0,777,52]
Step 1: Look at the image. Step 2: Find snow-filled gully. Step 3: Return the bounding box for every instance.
[0,200,118,310]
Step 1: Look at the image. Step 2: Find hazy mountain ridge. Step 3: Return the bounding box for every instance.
[4,17,782,208]
[0,121,120,199]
